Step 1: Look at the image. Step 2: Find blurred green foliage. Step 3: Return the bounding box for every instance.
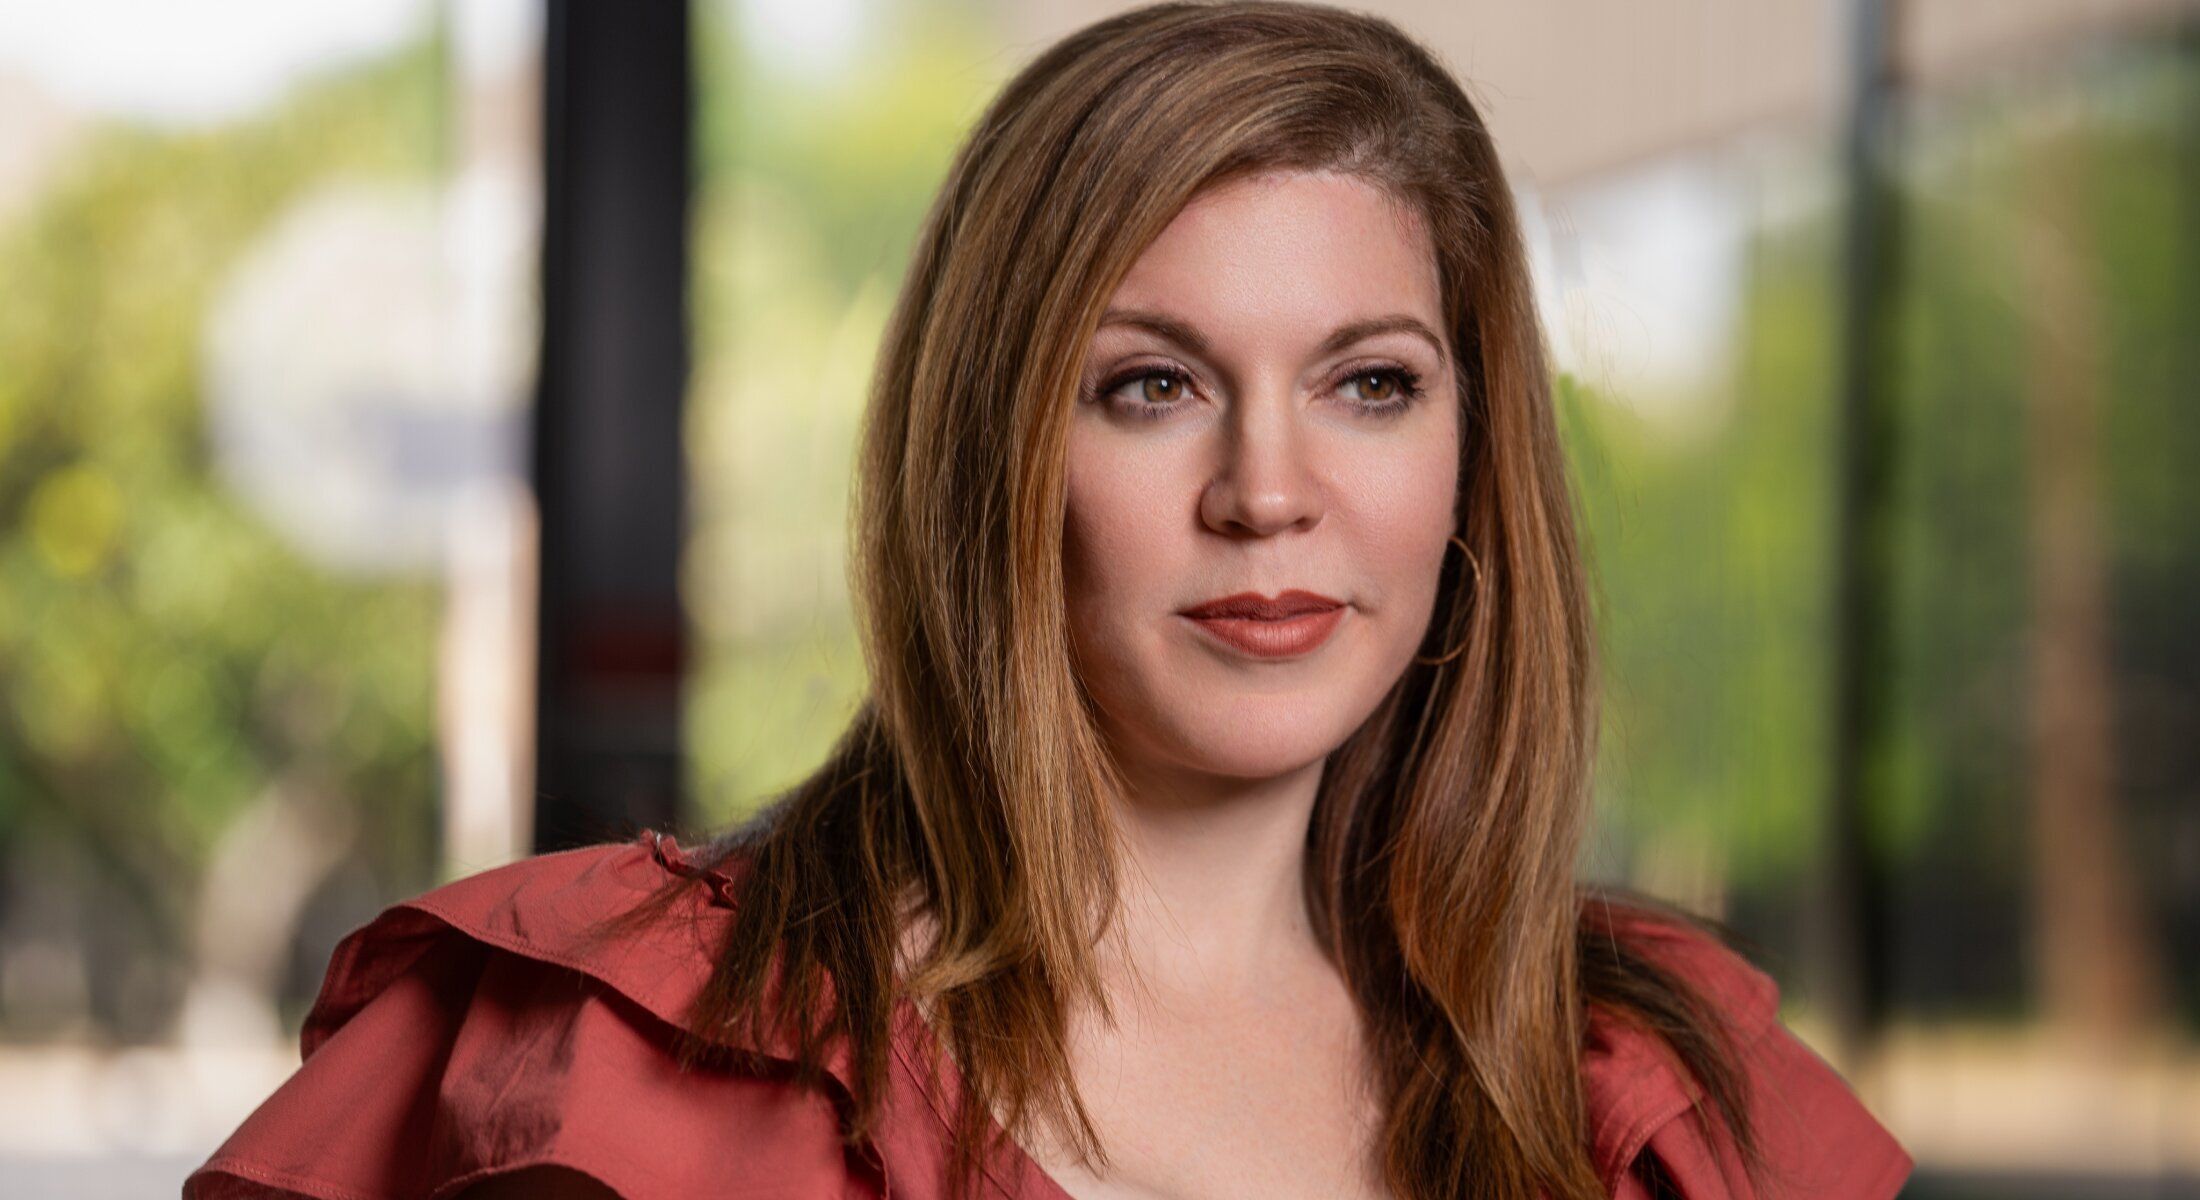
[0,31,449,1022]
[1574,36,2196,1020]
[1568,212,1848,891]
[684,0,1004,823]
[1877,46,2200,1020]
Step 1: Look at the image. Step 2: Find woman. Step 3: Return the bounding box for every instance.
[186,2,1913,1198]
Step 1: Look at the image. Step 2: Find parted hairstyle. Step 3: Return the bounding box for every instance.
[605,3,1770,1198]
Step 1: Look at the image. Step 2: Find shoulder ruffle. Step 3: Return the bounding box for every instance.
[1580,911,1914,1199]
[182,832,898,1200]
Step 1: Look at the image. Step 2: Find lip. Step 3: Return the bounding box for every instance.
[1178,590,1348,660]
[1179,589,1346,620]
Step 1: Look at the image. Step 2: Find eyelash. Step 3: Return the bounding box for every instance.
[1083,361,1428,421]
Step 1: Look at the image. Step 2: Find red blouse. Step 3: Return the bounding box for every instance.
[183,831,1913,1200]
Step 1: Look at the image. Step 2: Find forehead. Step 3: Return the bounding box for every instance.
[1105,170,1444,335]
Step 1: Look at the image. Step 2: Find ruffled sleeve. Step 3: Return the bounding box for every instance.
[182,833,881,1200]
[1583,917,1915,1199]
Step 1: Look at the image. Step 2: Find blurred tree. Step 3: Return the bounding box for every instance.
[0,33,448,1041]
[684,0,1002,823]
[2019,114,2165,1045]
[1579,33,2197,1036]
[1880,42,2197,1031]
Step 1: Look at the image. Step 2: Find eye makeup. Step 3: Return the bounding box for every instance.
[1080,358,1429,422]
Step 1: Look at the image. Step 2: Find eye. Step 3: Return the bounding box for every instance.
[1089,365,1196,421]
[1336,365,1426,415]
[1082,361,1430,421]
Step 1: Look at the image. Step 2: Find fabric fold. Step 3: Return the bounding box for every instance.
[184,834,884,1200]
[1581,917,1912,1199]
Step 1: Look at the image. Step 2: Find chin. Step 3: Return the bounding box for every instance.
[1146,697,1367,781]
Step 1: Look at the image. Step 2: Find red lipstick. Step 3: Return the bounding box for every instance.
[1178,589,1347,659]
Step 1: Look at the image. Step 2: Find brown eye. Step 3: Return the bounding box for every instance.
[1337,365,1425,414]
[1086,365,1195,422]
[1354,371,1397,402]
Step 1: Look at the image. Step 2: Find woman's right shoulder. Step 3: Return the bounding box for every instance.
[182,832,882,1200]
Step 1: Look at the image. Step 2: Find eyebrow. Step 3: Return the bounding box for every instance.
[1095,308,1452,370]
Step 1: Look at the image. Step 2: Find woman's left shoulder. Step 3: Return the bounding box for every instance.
[1581,908,1915,1200]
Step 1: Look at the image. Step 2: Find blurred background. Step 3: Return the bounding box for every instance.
[0,0,2192,1195]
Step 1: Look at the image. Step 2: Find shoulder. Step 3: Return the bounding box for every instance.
[183,832,881,1200]
[294,831,736,1055]
[1579,902,1914,1200]
[1582,901,1783,1032]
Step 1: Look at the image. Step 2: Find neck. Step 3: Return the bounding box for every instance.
[1099,752,1329,1002]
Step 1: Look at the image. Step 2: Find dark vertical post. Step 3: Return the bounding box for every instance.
[530,0,691,851]
[1819,0,1903,1062]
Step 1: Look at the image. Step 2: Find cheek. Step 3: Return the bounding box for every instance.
[1061,431,1174,756]
[1062,426,1190,634]
[1334,426,1460,618]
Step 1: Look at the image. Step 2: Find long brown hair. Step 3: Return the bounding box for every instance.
[608,3,1768,1197]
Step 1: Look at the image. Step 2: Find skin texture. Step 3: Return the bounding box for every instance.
[1043,168,1460,1200]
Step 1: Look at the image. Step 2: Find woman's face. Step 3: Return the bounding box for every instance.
[1064,168,1461,787]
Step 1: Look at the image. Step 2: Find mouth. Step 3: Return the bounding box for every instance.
[1177,590,1348,660]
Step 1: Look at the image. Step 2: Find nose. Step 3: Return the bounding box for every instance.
[1196,388,1324,538]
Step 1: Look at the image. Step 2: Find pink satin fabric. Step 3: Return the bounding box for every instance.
[183,831,1912,1199]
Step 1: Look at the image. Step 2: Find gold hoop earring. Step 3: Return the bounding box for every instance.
[1414,534,1482,666]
